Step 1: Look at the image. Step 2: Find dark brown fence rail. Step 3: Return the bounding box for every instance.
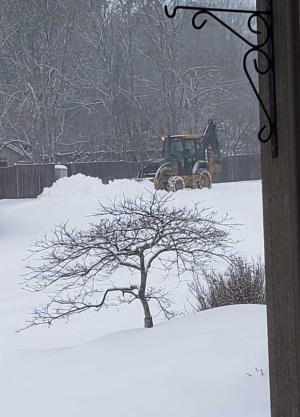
[0,155,261,199]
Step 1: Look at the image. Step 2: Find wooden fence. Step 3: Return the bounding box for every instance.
[0,155,261,199]
[0,164,55,199]
[214,154,261,183]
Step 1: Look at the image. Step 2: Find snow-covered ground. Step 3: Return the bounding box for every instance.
[0,176,269,417]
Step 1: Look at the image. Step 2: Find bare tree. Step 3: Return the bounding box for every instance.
[23,192,233,329]
[218,117,259,156]
[0,0,78,161]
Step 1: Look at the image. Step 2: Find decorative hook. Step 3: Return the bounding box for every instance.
[164,5,277,158]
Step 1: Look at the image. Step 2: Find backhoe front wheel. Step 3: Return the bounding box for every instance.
[166,176,185,192]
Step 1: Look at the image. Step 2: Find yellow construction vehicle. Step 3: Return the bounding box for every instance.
[137,120,221,191]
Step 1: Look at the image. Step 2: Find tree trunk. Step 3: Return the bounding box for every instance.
[140,297,153,329]
[139,253,153,328]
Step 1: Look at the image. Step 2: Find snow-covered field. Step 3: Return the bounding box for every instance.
[0,176,269,417]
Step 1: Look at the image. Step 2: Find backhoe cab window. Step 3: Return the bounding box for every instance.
[183,140,196,155]
[163,139,184,159]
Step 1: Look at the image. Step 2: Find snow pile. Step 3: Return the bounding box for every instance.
[40,173,109,199]
[0,175,269,417]
[39,174,148,200]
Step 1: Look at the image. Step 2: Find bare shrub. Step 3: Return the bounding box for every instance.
[189,257,266,311]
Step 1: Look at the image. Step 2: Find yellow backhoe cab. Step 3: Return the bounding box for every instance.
[137,120,222,192]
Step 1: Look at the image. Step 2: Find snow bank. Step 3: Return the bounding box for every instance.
[0,305,270,417]
[40,173,108,199]
[39,174,148,200]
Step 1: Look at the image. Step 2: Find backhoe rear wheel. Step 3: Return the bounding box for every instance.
[166,176,185,192]
[195,170,212,189]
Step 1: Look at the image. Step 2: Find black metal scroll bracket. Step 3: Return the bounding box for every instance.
[165,5,278,158]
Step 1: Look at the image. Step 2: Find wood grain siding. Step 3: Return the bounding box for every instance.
[260,0,300,415]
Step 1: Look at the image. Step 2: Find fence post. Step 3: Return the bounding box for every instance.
[16,165,19,198]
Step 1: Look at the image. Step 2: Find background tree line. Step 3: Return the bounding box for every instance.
[0,0,259,162]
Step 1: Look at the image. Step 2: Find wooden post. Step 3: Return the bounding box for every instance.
[260,0,300,415]
[15,164,19,199]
